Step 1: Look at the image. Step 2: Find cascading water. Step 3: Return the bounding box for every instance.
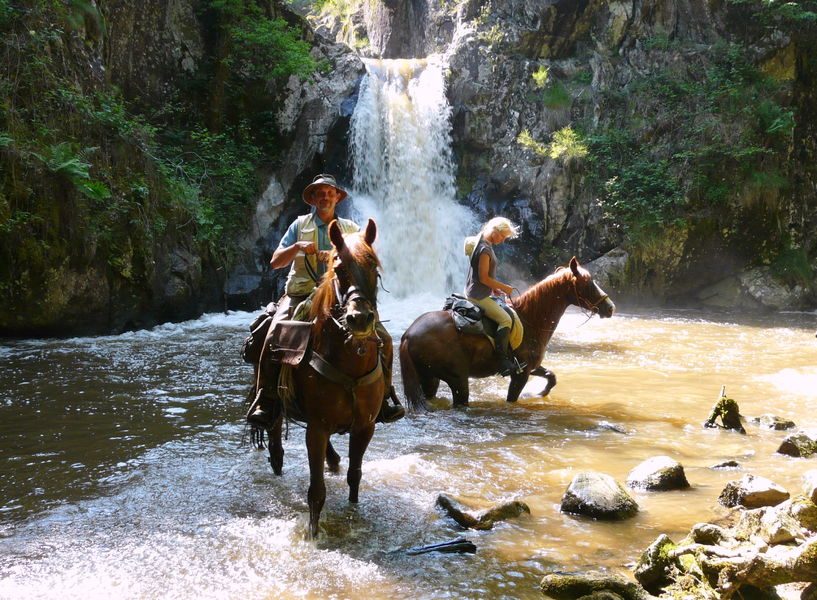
[348,56,475,298]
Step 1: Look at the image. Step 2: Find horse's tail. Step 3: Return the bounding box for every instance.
[399,335,426,412]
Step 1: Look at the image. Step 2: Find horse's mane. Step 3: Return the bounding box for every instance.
[308,232,380,336]
[512,266,576,324]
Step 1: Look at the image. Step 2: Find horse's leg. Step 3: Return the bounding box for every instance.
[506,372,530,403]
[267,414,284,476]
[305,426,329,539]
[449,375,470,407]
[420,374,440,399]
[530,365,557,396]
[326,439,341,474]
[347,423,375,503]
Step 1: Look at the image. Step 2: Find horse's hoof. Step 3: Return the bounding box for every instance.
[327,463,341,475]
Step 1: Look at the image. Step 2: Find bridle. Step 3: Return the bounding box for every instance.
[330,273,378,341]
[306,255,383,421]
[572,276,610,315]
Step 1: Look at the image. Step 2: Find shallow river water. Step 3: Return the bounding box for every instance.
[1,297,816,599]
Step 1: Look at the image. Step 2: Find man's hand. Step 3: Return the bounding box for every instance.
[317,250,332,263]
[296,241,317,255]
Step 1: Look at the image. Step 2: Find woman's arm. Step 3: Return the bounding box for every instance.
[478,252,513,295]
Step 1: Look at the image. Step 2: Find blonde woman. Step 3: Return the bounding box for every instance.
[464,217,522,375]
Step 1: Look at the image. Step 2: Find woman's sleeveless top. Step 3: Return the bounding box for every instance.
[464,238,496,300]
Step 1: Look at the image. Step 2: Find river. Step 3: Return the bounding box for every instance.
[1,298,816,599]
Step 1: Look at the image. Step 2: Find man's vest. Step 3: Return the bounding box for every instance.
[284,213,358,297]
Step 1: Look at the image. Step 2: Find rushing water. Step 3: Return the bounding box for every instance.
[349,57,475,297]
[1,300,816,599]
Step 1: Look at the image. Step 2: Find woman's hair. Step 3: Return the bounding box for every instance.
[481,217,519,239]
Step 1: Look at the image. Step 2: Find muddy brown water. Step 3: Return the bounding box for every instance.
[1,300,816,599]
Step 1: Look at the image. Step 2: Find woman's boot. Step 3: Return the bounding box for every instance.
[493,327,518,376]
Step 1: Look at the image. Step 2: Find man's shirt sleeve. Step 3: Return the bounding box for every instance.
[276,220,300,252]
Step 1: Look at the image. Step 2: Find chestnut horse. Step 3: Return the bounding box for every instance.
[399,257,615,410]
[258,219,385,538]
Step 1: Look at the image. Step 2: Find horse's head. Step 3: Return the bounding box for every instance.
[327,218,380,338]
[566,257,615,318]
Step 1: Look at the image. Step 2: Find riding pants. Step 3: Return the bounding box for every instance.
[468,296,512,330]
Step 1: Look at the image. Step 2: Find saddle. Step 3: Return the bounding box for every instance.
[442,294,519,348]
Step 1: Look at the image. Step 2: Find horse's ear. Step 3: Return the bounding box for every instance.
[363,218,377,245]
[569,256,580,277]
[329,220,345,251]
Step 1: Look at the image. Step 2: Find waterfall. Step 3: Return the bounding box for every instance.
[349,56,475,298]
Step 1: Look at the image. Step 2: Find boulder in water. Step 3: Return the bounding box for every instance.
[626,456,690,491]
[560,472,639,520]
[718,474,790,509]
[749,414,796,430]
[777,430,817,458]
[540,572,653,600]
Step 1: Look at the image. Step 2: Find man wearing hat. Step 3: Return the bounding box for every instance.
[248,174,405,425]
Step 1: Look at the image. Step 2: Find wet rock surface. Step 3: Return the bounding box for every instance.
[435,493,530,530]
[718,474,790,509]
[778,430,817,458]
[626,456,690,491]
[560,472,639,520]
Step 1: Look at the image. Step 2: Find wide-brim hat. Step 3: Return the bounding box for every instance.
[302,174,348,206]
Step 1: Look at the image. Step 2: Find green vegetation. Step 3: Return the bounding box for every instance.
[530,65,572,108]
[517,127,588,162]
[584,41,795,246]
[0,0,320,329]
[728,0,817,23]
[548,127,588,161]
[517,129,548,157]
[532,66,549,88]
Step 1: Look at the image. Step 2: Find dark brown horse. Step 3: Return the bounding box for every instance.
[399,257,615,410]
[258,219,385,538]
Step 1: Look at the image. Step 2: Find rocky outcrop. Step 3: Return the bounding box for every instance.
[634,497,817,599]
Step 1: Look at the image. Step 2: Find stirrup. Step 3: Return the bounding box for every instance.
[247,407,273,427]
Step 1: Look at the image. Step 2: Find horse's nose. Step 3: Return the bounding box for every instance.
[598,299,615,318]
[347,310,374,331]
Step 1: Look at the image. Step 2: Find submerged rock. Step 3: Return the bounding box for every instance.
[626,456,690,491]
[560,472,639,520]
[718,474,790,509]
[711,460,741,470]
